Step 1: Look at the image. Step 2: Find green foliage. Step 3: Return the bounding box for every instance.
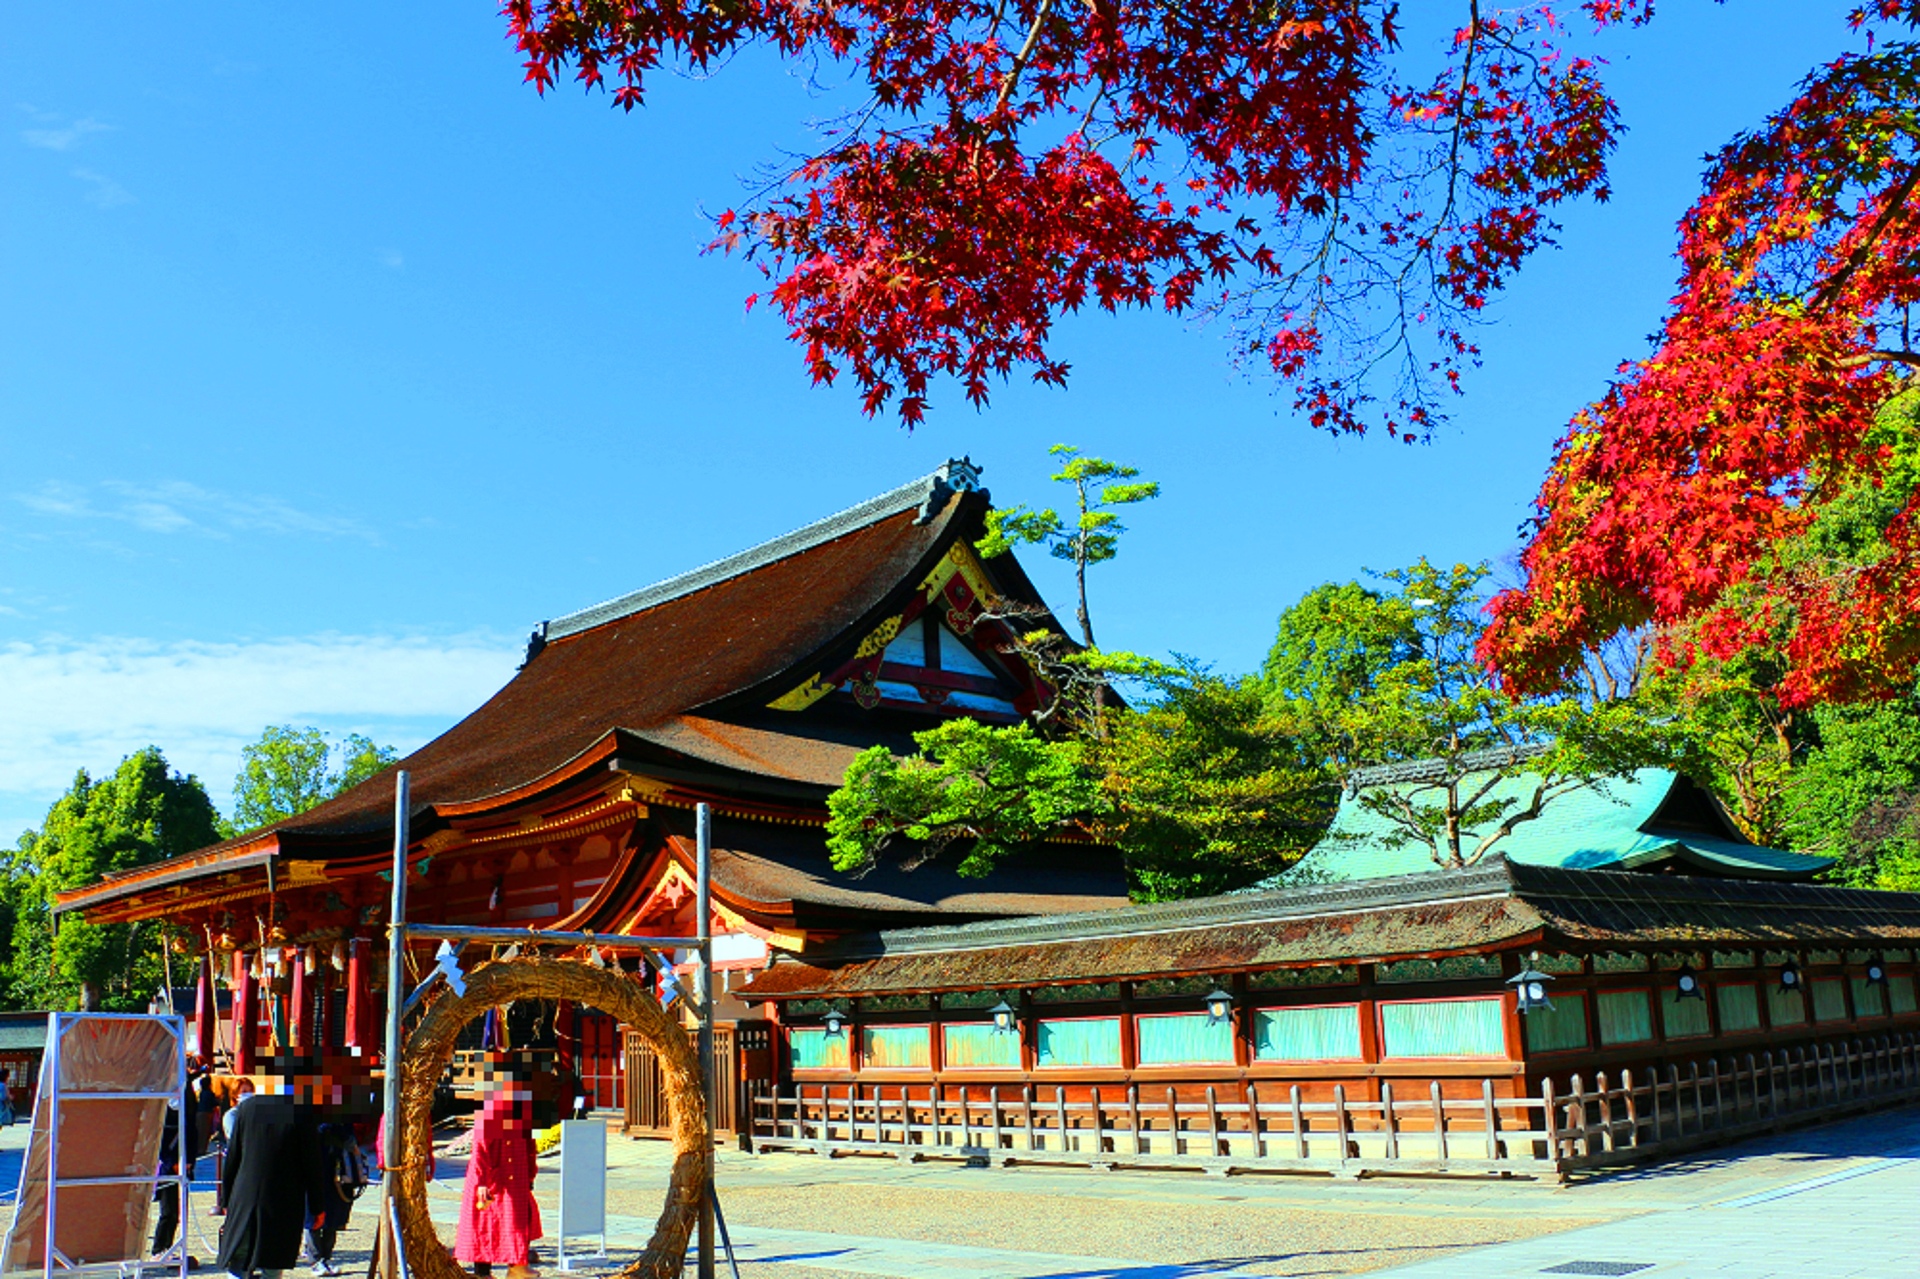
[229,726,397,833]
[978,444,1159,646]
[1262,580,1420,737]
[1,748,221,1011]
[1267,559,1676,869]
[1784,696,1920,891]
[826,720,1103,878]
[1100,667,1336,900]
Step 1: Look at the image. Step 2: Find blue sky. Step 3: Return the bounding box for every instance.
[0,3,1864,837]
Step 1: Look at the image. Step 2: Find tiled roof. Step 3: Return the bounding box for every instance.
[1270,765,1832,886]
[738,861,1920,998]
[196,462,993,847]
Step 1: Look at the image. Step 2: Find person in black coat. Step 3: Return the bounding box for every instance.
[153,1073,207,1262]
[217,1061,332,1279]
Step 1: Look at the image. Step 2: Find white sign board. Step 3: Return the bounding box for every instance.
[556,1119,606,1269]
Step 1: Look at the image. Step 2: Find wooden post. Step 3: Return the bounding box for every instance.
[1568,1074,1588,1158]
[1205,1085,1223,1159]
[990,1084,1003,1153]
[1333,1083,1352,1166]
[1290,1084,1307,1160]
[1595,1072,1612,1154]
[1621,1068,1639,1152]
[1248,1082,1265,1160]
[1709,1059,1723,1130]
[1024,1084,1037,1152]
[1689,1062,1703,1133]
[1483,1078,1501,1161]
[959,1084,970,1150]
[1090,1086,1104,1159]
[1055,1085,1070,1155]
[1431,1080,1448,1164]
[1380,1081,1398,1161]
[1128,1084,1143,1157]
[1166,1087,1180,1157]
[1540,1077,1560,1168]
[1647,1068,1663,1145]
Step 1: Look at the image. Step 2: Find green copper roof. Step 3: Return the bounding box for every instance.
[1272,764,1833,886]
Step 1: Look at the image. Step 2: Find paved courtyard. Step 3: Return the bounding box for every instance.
[2,1103,1914,1278]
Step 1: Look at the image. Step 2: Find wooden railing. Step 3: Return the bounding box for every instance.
[749,1031,1920,1180]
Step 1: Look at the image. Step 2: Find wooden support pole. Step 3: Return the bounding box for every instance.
[1484,1078,1500,1162]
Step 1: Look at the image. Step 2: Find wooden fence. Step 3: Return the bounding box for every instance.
[748,1031,1920,1180]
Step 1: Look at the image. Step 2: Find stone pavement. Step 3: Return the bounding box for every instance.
[1370,1132,1920,1279]
[1,1102,1915,1278]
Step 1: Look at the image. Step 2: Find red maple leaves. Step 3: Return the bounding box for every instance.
[1484,3,1920,705]
[505,1,1628,434]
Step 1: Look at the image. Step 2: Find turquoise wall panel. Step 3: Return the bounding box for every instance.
[1252,1005,1362,1061]
[1890,974,1918,1016]
[1136,1013,1235,1065]
[1597,990,1653,1045]
[1767,986,1807,1026]
[1850,978,1887,1018]
[1378,998,1505,1058]
[1660,988,1712,1038]
[1035,1018,1122,1068]
[1812,978,1848,1023]
[1524,993,1589,1053]
[1715,984,1761,1033]
[942,1022,1022,1068]
[790,1028,850,1070]
[861,1025,931,1069]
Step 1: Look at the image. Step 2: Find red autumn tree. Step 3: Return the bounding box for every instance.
[1483,2,1920,708]
[505,1,1642,431]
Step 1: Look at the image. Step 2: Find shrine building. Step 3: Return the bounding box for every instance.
[54,460,1130,1134]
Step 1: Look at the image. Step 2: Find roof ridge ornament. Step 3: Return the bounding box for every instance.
[916,457,985,525]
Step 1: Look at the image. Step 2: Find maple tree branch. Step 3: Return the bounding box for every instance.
[1438,0,1483,234]
[992,0,1057,118]
[1810,156,1920,311]
[1837,348,1920,369]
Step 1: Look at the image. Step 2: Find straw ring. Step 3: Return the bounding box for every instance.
[393,956,709,1279]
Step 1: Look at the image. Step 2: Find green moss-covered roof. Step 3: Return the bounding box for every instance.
[1273,764,1832,886]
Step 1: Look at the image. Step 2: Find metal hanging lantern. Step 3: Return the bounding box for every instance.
[1778,961,1802,993]
[1507,966,1554,1015]
[1674,964,1706,1000]
[1866,956,1889,987]
[989,1000,1017,1035]
[823,1006,848,1038]
[1203,989,1234,1025]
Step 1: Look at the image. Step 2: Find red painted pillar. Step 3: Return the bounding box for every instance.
[289,950,309,1052]
[344,938,372,1053]
[232,952,258,1078]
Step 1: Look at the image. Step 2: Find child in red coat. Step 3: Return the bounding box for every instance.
[455,1063,542,1279]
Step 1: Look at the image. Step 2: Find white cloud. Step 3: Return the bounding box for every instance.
[16,479,378,543]
[20,115,110,152]
[378,248,404,270]
[0,633,522,839]
[69,168,133,208]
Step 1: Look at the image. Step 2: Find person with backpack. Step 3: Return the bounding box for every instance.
[303,1122,368,1276]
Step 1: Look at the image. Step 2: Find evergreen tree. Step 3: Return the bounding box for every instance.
[1,748,220,1011]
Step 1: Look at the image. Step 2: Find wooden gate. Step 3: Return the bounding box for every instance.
[626,1022,772,1137]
